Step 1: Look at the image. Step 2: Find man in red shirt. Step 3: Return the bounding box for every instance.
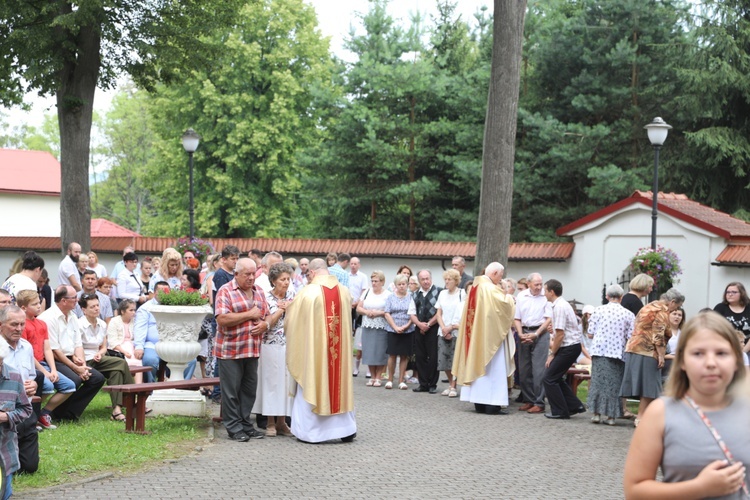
[214,258,270,442]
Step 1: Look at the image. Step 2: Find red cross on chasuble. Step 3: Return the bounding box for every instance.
[322,285,343,414]
[464,284,479,358]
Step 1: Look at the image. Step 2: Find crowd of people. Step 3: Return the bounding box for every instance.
[2,245,750,497]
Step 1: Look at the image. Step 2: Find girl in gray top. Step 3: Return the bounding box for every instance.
[623,312,749,499]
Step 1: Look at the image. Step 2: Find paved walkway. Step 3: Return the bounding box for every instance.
[20,378,632,499]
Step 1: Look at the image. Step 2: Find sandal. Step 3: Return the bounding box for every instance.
[111,412,126,422]
[373,379,382,387]
[398,382,408,390]
[145,408,153,415]
[384,381,393,390]
[441,389,450,396]
[448,388,458,398]
[366,380,375,386]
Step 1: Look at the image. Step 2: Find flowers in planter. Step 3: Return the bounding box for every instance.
[629,246,682,292]
[156,288,209,306]
[174,237,215,263]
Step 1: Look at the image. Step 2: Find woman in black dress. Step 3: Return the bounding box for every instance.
[713,281,750,350]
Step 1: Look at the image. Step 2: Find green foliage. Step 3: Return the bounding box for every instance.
[140,0,333,238]
[91,85,155,233]
[156,289,209,306]
[174,238,215,263]
[14,393,206,492]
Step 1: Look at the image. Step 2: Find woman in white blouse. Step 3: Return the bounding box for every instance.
[587,284,635,425]
[436,269,466,397]
[78,294,135,421]
[116,252,148,306]
[356,271,391,387]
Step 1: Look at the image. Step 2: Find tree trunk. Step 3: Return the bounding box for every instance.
[56,12,100,253]
[475,0,527,273]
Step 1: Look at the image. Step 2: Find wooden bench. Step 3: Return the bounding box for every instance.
[566,367,591,396]
[102,377,220,434]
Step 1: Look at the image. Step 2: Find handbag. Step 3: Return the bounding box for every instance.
[106,348,125,359]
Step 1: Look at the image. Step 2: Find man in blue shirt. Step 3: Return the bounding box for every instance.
[133,281,170,382]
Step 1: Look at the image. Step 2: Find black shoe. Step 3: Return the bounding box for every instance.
[228,431,251,442]
[474,403,487,413]
[485,406,509,415]
[571,406,586,415]
[341,433,356,443]
[514,393,524,403]
[428,387,437,394]
[245,429,265,439]
[413,386,429,393]
[441,378,449,383]
[544,413,570,420]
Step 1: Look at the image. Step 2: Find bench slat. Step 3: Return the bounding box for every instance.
[102,377,220,393]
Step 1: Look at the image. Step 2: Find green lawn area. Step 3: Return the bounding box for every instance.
[15,393,210,492]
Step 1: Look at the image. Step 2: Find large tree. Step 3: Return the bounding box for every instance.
[141,0,332,238]
[474,0,527,270]
[0,0,242,251]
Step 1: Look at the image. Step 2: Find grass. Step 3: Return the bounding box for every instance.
[15,393,210,492]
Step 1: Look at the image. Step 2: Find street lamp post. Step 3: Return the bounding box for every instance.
[644,117,672,251]
[181,129,201,241]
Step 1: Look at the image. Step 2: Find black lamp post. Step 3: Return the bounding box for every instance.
[181,128,200,241]
[644,117,672,251]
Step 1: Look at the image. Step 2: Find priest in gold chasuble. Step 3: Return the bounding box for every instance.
[286,259,357,442]
[453,262,516,414]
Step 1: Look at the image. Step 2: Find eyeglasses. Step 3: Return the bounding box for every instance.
[726,291,740,295]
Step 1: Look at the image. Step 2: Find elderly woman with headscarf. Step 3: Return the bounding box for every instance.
[149,248,183,292]
[620,287,685,427]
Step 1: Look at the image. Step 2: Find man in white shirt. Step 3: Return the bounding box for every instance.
[542,279,585,419]
[514,272,552,414]
[299,258,310,286]
[255,252,283,293]
[73,270,114,324]
[348,257,368,317]
[57,242,82,291]
[38,286,104,421]
[2,251,44,303]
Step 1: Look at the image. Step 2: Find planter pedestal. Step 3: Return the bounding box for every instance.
[148,304,212,416]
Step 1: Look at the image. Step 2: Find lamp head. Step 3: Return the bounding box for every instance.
[181,128,200,153]
[644,117,672,146]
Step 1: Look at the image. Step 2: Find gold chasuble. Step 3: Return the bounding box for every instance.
[286,275,353,416]
[452,275,516,386]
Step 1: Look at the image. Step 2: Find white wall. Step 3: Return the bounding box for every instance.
[0,194,60,237]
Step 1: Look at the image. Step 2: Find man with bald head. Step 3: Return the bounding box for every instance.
[214,258,271,441]
[514,272,553,414]
[299,258,310,285]
[38,286,104,421]
[58,242,82,292]
[453,262,515,415]
[255,252,283,293]
[286,259,356,443]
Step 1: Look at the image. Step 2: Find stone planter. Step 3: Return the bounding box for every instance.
[151,304,212,382]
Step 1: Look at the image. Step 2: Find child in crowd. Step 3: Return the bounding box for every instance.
[17,290,76,430]
[624,311,749,499]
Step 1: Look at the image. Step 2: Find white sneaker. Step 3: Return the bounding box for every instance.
[407,377,419,384]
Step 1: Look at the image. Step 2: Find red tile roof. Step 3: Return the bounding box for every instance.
[0,236,574,261]
[557,191,750,241]
[714,245,750,265]
[90,219,141,238]
[0,149,60,196]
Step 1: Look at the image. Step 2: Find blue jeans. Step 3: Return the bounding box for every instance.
[4,473,12,500]
[183,360,197,380]
[142,347,160,383]
[39,362,76,395]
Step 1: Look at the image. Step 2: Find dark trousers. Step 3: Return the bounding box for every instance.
[87,356,134,407]
[415,324,439,389]
[218,357,258,435]
[17,371,44,474]
[519,330,549,407]
[52,361,105,421]
[543,344,583,417]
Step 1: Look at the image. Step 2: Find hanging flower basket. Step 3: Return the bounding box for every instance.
[629,246,682,294]
[174,237,215,263]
